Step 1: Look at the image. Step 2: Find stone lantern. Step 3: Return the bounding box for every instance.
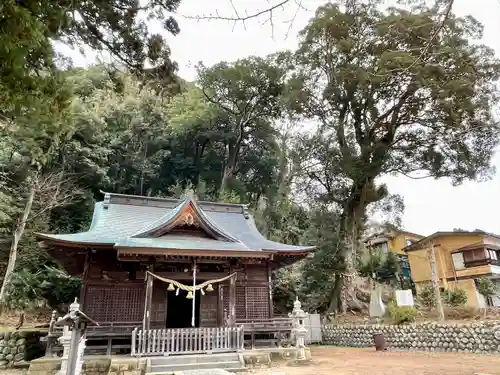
[289,297,308,360]
[55,298,98,375]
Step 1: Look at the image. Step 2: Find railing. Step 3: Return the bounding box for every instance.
[238,318,294,348]
[49,321,140,337]
[45,321,142,356]
[131,326,244,357]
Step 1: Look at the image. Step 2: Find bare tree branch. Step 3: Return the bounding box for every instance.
[187,0,293,22]
[29,172,80,221]
[182,0,306,38]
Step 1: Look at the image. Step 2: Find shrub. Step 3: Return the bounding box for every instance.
[476,278,497,300]
[443,288,468,307]
[5,266,81,311]
[418,284,468,309]
[418,284,435,309]
[386,300,418,324]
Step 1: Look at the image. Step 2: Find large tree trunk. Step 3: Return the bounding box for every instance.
[220,164,234,197]
[328,179,377,313]
[0,184,36,312]
[219,143,239,198]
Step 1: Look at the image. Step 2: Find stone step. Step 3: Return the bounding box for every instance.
[149,353,241,366]
[149,360,243,373]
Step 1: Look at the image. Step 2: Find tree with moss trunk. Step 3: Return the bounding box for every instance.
[293,0,500,312]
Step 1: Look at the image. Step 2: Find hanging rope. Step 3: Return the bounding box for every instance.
[146,271,237,292]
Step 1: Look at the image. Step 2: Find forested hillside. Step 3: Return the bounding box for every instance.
[0,0,499,317]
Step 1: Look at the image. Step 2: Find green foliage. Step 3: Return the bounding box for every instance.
[358,249,400,283]
[0,0,181,122]
[442,289,468,307]
[196,55,291,196]
[386,300,418,324]
[289,0,500,311]
[5,266,81,311]
[418,284,436,309]
[419,284,468,309]
[476,277,498,299]
[298,208,344,313]
[2,0,500,315]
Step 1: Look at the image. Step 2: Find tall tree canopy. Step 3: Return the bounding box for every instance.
[0,0,181,121]
[196,54,293,197]
[293,0,500,312]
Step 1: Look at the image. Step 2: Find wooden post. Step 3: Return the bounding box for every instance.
[191,259,197,327]
[267,259,273,318]
[79,249,91,308]
[217,285,224,326]
[228,274,236,326]
[429,243,445,321]
[143,271,154,330]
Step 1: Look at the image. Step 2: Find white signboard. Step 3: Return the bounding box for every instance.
[395,289,414,307]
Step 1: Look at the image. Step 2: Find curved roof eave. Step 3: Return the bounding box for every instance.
[130,197,241,242]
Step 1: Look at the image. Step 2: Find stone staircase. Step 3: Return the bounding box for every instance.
[146,352,245,374]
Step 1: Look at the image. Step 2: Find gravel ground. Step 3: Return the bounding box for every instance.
[2,347,500,375]
[254,347,500,375]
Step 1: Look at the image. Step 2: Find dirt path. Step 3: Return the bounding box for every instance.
[255,347,500,375]
[3,347,500,375]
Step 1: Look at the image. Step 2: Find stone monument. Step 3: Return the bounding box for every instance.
[289,297,308,361]
[369,283,386,318]
[55,298,98,375]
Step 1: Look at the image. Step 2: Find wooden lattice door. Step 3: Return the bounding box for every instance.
[246,286,269,319]
[85,284,144,323]
[220,284,268,321]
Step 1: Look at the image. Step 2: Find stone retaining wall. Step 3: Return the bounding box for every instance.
[27,356,141,375]
[322,322,500,354]
[0,330,45,368]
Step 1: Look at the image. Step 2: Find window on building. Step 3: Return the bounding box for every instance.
[452,252,465,270]
[463,248,488,264]
[489,249,498,261]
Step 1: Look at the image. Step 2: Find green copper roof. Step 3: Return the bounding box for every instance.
[37,192,314,254]
[131,196,240,242]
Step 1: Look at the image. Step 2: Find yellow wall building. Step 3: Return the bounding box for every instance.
[365,230,424,255]
[364,230,424,280]
[404,231,500,308]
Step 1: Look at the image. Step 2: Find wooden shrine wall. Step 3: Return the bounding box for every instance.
[222,262,272,321]
[84,283,144,323]
[199,292,218,327]
[81,251,272,325]
[82,251,145,323]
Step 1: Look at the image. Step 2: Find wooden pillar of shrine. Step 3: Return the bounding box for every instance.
[79,249,92,308]
[142,263,154,330]
[228,274,236,326]
[267,259,273,318]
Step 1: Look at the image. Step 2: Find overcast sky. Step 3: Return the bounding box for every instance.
[67,0,500,236]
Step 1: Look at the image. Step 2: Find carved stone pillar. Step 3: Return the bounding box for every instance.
[56,327,71,375]
[289,297,308,361]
